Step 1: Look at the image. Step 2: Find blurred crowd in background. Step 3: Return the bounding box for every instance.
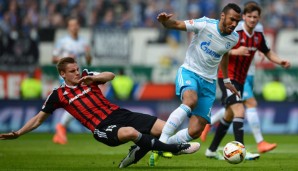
[0,0,297,38]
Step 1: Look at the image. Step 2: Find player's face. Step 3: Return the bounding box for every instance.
[243,11,260,30]
[68,19,80,36]
[61,63,81,86]
[221,9,241,34]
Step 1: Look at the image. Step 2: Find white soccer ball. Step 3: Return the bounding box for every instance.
[223,141,246,164]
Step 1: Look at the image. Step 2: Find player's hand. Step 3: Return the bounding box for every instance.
[0,132,19,140]
[235,46,250,56]
[224,83,241,98]
[280,60,291,69]
[79,76,94,85]
[157,12,173,23]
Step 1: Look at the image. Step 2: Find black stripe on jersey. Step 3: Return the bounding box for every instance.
[92,89,113,110]
[77,86,108,118]
[62,87,97,128]
[233,33,242,81]
[69,88,103,122]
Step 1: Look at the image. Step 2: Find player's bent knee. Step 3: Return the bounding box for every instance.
[118,127,139,140]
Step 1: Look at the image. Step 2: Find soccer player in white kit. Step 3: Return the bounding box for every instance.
[149,3,242,166]
[52,17,92,144]
[200,8,277,154]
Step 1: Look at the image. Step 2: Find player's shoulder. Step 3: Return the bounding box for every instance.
[254,23,264,33]
[193,16,218,24]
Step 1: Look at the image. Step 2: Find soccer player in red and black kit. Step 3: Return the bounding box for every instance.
[205,2,290,160]
[0,57,200,168]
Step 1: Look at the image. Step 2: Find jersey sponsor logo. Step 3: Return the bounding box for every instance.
[68,87,91,104]
[200,41,220,58]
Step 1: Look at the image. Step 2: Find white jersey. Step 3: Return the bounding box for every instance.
[53,34,89,67]
[236,21,264,76]
[182,17,239,82]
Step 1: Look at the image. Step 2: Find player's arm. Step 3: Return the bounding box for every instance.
[0,111,50,140]
[157,12,186,31]
[229,46,250,56]
[79,72,115,85]
[264,51,291,69]
[220,53,241,98]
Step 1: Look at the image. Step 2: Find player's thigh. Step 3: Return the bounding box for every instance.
[175,67,198,101]
[192,78,216,124]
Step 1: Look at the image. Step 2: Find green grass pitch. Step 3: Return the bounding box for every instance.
[0,133,297,171]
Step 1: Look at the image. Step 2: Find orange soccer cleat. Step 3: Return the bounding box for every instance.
[52,123,68,145]
[200,124,211,142]
[257,141,277,153]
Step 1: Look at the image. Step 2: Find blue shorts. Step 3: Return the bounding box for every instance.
[175,67,216,123]
[243,75,254,101]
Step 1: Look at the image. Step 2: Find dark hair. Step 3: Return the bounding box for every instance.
[243,2,261,15]
[222,3,242,14]
[56,57,77,73]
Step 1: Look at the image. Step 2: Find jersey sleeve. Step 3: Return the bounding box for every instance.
[258,33,270,54]
[184,17,207,33]
[41,89,61,114]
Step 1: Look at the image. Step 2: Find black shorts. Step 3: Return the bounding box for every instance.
[93,108,158,147]
[218,78,243,107]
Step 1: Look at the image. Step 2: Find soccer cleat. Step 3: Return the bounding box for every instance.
[162,151,173,158]
[52,123,67,145]
[119,145,140,168]
[148,151,173,167]
[205,148,224,160]
[174,142,201,155]
[200,124,211,142]
[245,151,260,160]
[148,151,160,167]
[257,141,277,153]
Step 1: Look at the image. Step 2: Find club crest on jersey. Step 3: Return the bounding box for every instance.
[200,41,220,58]
[225,42,231,49]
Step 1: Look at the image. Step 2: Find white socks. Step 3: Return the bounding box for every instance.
[211,108,225,125]
[246,107,263,143]
[60,110,74,126]
[159,104,191,143]
[167,128,193,144]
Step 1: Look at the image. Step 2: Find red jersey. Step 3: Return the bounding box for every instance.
[42,71,119,132]
[218,22,270,84]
